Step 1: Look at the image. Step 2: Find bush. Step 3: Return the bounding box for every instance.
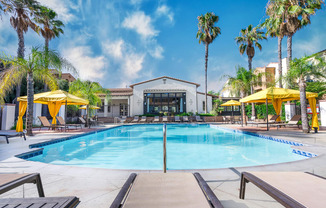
[245,103,285,119]
[199,113,214,116]
[138,114,156,117]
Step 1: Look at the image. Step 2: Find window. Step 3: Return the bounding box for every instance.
[203,101,205,111]
[144,92,186,114]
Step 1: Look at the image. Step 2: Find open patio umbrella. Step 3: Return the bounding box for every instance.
[17,90,89,132]
[220,100,241,118]
[240,87,318,131]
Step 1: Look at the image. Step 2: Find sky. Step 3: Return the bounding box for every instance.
[0,0,325,92]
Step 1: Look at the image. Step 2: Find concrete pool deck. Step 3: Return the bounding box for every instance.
[1,123,326,208]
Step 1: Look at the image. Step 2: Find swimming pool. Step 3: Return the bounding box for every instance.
[27,124,308,170]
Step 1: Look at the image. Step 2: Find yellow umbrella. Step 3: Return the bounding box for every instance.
[240,87,318,130]
[79,105,100,110]
[220,100,241,106]
[16,90,89,132]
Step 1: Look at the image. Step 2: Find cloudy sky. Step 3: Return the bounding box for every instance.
[0,0,325,92]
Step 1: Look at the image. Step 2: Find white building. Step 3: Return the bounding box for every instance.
[97,76,214,117]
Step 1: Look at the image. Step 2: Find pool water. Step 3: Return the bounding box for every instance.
[28,124,306,170]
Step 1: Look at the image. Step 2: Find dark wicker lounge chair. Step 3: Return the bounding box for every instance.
[240,171,326,208]
[175,116,181,122]
[110,172,224,208]
[153,116,160,122]
[183,116,189,122]
[57,116,82,129]
[271,115,301,130]
[196,116,203,122]
[139,116,147,123]
[247,115,280,126]
[0,131,26,144]
[162,116,168,122]
[38,116,64,131]
[131,116,139,123]
[0,173,80,208]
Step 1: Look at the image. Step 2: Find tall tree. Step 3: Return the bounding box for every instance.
[34,6,64,116]
[0,47,75,135]
[5,0,41,116]
[69,79,110,127]
[223,66,253,125]
[285,55,325,133]
[262,3,285,88]
[267,0,324,72]
[235,24,266,119]
[196,12,221,113]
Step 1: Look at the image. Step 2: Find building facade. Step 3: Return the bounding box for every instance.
[97,76,213,117]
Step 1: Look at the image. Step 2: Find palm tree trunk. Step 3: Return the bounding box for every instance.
[248,56,255,119]
[205,43,208,114]
[278,36,283,88]
[240,91,246,126]
[26,72,34,136]
[42,38,50,117]
[15,29,25,119]
[287,34,292,70]
[299,77,309,133]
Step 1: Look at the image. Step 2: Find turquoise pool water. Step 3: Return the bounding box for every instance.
[28,124,306,169]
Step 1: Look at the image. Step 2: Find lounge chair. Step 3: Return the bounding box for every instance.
[79,117,86,125]
[271,115,301,130]
[233,116,241,124]
[223,116,230,124]
[57,116,82,129]
[110,172,224,208]
[0,173,79,208]
[183,116,189,122]
[249,115,280,127]
[131,116,139,123]
[240,171,326,208]
[38,116,64,131]
[162,116,168,122]
[120,116,127,123]
[175,116,181,122]
[140,116,147,123]
[196,116,203,122]
[0,131,26,144]
[91,117,105,126]
[153,116,160,122]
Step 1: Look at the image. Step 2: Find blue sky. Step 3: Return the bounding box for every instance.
[0,0,325,92]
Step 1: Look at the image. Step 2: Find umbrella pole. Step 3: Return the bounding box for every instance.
[266,98,269,131]
[65,100,67,132]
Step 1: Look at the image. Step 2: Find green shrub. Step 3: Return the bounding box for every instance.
[199,113,214,116]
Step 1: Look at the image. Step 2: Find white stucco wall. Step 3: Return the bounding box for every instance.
[1,104,15,130]
[197,93,212,114]
[130,78,198,116]
[269,57,288,88]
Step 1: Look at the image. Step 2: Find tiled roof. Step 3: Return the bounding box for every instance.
[129,76,200,87]
[108,88,133,96]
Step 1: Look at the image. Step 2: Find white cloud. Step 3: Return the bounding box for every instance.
[38,0,76,22]
[123,53,145,79]
[130,0,142,5]
[61,46,107,81]
[149,45,164,59]
[103,39,124,58]
[122,11,158,39]
[156,5,174,23]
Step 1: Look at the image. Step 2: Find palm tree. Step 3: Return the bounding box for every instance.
[266,0,323,71]
[196,12,221,113]
[235,24,266,118]
[285,55,326,133]
[0,47,75,136]
[69,79,110,127]
[262,4,284,88]
[34,6,64,116]
[5,0,41,116]
[223,66,254,125]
